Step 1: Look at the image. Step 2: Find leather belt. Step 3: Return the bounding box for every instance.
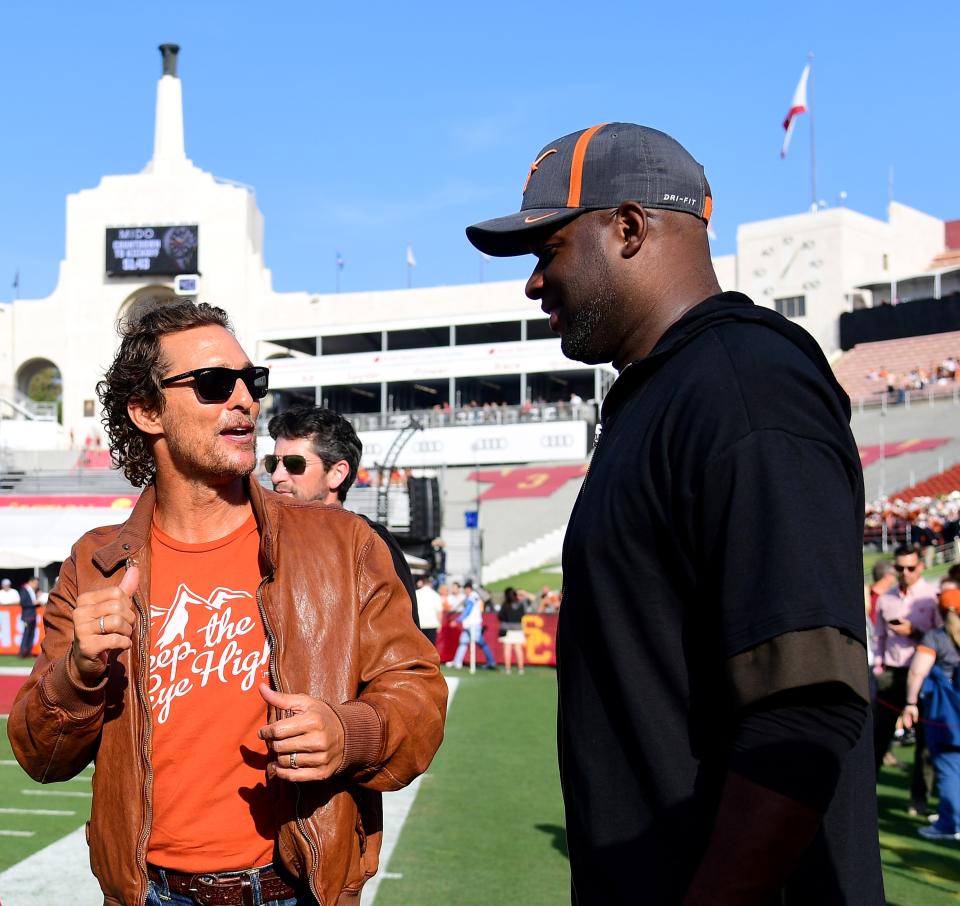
[147,864,298,906]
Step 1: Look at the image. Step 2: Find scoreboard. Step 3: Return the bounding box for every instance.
[105,225,199,275]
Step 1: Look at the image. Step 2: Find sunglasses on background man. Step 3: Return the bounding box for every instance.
[262,455,329,476]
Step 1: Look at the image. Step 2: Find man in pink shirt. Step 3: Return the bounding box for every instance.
[873,543,940,811]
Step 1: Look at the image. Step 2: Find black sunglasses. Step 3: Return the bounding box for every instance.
[263,454,327,475]
[894,563,920,572]
[160,366,269,403]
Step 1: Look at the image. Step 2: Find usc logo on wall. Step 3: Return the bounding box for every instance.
[522,614,556,665]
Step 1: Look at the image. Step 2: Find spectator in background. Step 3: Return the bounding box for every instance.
[448,581,465,612]
[537,586,560,613]
[873,543,941,815]
[498,587,527,675]
[516,589,535,611]
[17,577,39,658]
[451,580,497,671]
[437,583,455,614]
[430,538,447,588]
[267,405,419,626]
[868,560,896,625]
[0,578,20,607]
[415,576,442,647]
[903,582,960,841]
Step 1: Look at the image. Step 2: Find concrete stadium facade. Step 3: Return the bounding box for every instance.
[0,47,954,458]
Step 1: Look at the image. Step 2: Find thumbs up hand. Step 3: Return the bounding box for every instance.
[70,565,140,687]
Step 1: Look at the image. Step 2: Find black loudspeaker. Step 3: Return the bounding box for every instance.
[407,477,442,540]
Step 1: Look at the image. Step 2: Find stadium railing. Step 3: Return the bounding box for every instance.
[851,384,960,415]
[283,402,599,433]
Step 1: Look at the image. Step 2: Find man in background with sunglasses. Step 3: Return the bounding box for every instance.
[872,542,940,813]
[8,300,446,906]
[265,405,420,629]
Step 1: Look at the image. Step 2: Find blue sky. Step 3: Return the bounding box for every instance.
[0,2,957,299]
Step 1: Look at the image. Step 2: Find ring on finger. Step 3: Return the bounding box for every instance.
[289,752,298,770]
[99,615,106,635]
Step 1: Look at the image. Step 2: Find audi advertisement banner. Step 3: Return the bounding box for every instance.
[354,422,588,468]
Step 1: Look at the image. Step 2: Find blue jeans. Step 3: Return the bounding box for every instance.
[929,744,960,834]
[453,626,496,667]
[146,864,310,906]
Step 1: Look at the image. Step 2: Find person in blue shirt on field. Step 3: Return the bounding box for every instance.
[451,581,498,670]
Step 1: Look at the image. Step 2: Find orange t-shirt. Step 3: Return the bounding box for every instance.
[146,515,274,871]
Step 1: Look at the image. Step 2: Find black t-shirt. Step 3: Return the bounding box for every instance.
[498,600,525,625]
[559,293,883,904]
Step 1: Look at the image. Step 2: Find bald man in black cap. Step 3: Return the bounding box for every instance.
[468,123,883,905]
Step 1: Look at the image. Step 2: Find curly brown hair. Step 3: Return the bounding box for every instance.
[97,301,234,487]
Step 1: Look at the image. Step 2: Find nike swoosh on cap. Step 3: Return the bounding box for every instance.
[524,212,560,224]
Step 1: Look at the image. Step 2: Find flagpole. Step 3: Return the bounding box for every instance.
[808,51,817,210]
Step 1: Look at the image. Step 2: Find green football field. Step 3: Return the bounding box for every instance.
[2,667,959,902]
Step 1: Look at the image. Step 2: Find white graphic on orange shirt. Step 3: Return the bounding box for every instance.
[149,583,270,725]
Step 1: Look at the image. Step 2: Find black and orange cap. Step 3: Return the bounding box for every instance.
[466,122,712,257]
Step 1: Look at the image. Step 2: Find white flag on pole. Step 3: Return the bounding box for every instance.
[406,245,417,268]
[780,63,810,159]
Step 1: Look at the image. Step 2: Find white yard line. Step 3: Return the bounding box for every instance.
[0,830,34,838]
[361,677,459,905]
[21,790,92,799]
[0,809,76,816]
[0,667,32,676]
[0,678,459,906]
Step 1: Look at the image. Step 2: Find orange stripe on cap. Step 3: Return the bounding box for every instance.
[702,196,713,224]
[566,124,608,208]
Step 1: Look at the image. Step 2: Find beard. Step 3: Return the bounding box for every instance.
[164,419,258,484]
[560,297,609,363]
[559,236,620,365]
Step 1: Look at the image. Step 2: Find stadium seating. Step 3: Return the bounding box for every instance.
[892,463,960,500]
[833,330,960,403]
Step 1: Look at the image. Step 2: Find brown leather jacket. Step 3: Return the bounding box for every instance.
[7,479,447,906]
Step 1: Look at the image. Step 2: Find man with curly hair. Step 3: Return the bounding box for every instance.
[8,300,446,906]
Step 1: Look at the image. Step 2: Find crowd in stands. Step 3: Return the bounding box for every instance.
[864,493,960,551]
[424,393,591,424]
[865,355,959,397]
